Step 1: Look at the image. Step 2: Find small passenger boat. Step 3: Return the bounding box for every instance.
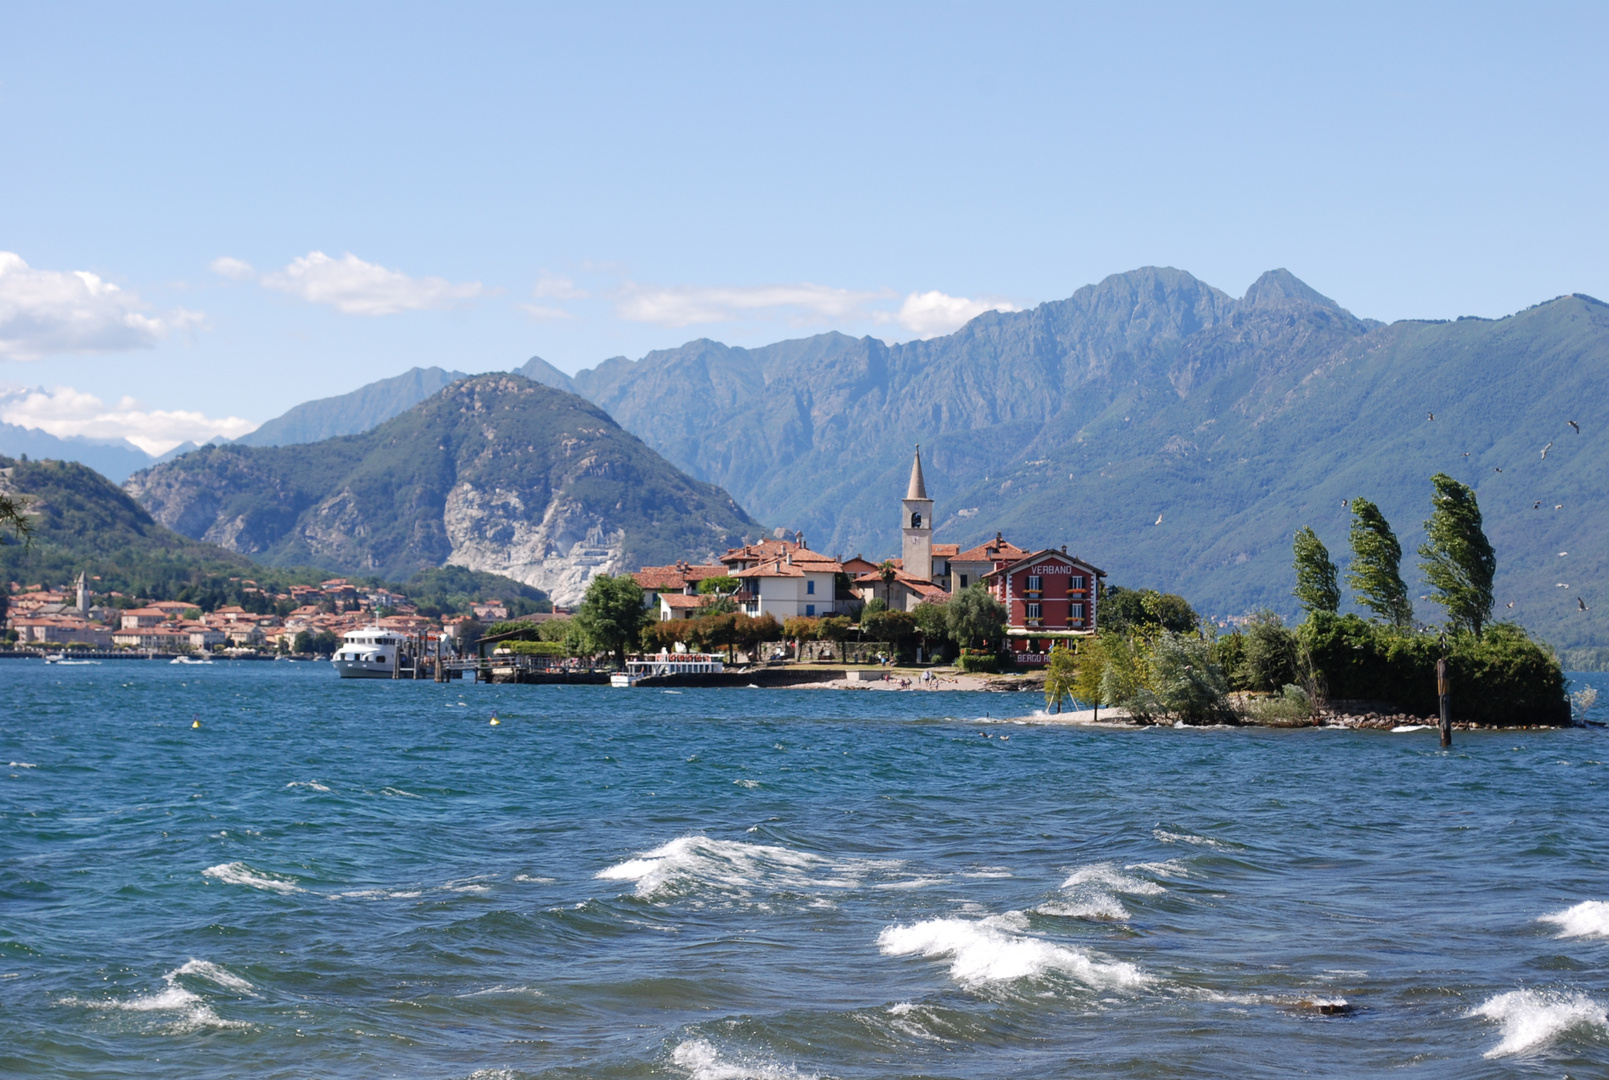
[610,652,724,687]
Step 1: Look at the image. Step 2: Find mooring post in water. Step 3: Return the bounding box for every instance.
[1436,656,1451,748]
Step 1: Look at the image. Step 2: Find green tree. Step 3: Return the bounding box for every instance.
[1043,644,1077,713]
[1346,498,1413,627]
[1100,586,1198,636]
[573,574,648,667]
[1419,472,1496,637]
[863,608,917,660]
[877,560,898,607]
[912,599,951,658]
[1292,526,1340,616]
[1236,611,1301,692]
[1073,635,1108,707]
[862,596,889,617]
[948,584,1006,650]
[697,575,739,595]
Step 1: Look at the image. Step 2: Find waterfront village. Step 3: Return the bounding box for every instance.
[3,450,1104,669]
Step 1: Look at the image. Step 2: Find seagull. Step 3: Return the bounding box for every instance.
[1560,552,1569,557]
[1556,504,1564,510]
[1568,420,1580,434]
[1155,513,1164,526]
[1580,597,1589,612]
[1542,441,1553,459]
[1493,467,1502,473]
[1506,601,1515,609]
[1534,501,1542,509]
[1461,451,1470,457]
[1428,411,1436,421]
[1558,583,1570,589]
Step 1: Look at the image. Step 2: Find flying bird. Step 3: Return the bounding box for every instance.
[1493,467,1502,473]
[1461,451,1470,457]
[1428,412,1436,421]
[1542,441,1553,459]
[1506,601,1515,609]
[1556,504,1564,510]
[1558,583,1570,589]
[1568,420,1580,433]
[1580,597,1589,612]
[1154,513,1164,526]
[1560,552,1569,557]
[1534,501,1542,509]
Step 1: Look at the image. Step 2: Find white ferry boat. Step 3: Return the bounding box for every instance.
[331,626,408,679]
[610,652,724,687]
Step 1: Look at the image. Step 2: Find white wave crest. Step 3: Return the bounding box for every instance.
[1039,862,1165,921]
[9,761,37,768]
[672,1037,814,1080]
[1061,862,1165,896]
[60,959,252,1032]
[1153,829,1229,849]
[203,861,303,894]
[876,913,1149,989]
[1539,900,1609,939]
[285,780,331,792]
[597,835,884,901]
[1474,989,1608,1057]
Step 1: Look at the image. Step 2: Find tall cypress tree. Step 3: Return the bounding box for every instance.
[1346,498,1413,628]
[1291,526,1340,616]
[1419,473,1496,637]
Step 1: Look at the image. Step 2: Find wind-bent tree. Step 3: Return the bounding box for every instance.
[1043,644,1077,713]
[574,574,648,667]
[1291,526,1340,616]
[1419,472,1496,637]
[1346,499,1413,628]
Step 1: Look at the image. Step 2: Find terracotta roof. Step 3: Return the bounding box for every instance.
[931,544,960,557]
[981,549,1107,579]
[660,593,710,610]
[735,558,805,578]
[954,533,1030,563]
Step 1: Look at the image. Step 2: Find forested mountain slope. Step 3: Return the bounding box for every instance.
[126,374,761,605]
[571,268,1607,648]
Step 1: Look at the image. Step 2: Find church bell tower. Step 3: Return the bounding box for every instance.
[901,446,934,582]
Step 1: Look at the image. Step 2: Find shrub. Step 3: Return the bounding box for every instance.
[956,649,1001,674]
[501,640,566,656]
[1241,684,1316,726]
[1300,612,1568,725]
[1236,611,1302,692]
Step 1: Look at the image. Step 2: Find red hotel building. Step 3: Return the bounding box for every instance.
[981,548,1105,663]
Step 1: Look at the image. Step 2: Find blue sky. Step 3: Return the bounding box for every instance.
[1,2,1606,452]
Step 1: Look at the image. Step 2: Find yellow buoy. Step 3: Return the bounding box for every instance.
[489,717,500,726]
[192,720,201,729]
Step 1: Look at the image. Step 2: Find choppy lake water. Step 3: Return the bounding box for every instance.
[2,661,1607,1079]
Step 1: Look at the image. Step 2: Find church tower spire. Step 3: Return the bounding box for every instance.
[900,445,934,584]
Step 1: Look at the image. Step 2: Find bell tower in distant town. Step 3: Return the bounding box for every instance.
[901,446,934,582]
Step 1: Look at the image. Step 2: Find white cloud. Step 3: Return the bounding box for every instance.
[209,256,257,281]
[259,251,486,316]
[616,281,894,328]
[609,278,1017,337]
[0,384,256,456]
[0,252,201,361]
[532,272,587,300]
[888,291,1019,339]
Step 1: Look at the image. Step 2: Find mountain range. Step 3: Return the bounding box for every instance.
[10,264,1602,648]
[125,374,761,605]
[558,268,1607,649]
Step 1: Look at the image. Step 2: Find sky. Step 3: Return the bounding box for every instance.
[1,2,1606,453]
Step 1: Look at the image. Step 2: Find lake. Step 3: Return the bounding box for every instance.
[2,661,1606,1078]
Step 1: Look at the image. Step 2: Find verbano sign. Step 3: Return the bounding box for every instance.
[1032,564,1076,574]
